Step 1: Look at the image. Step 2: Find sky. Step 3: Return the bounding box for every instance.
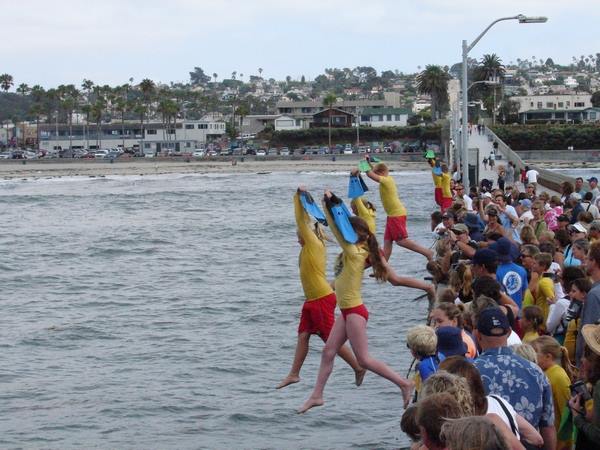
[3,0,600,88]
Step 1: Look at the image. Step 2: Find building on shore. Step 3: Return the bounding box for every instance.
[38,119,226,153]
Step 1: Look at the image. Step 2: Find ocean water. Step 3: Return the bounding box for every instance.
[0,170,437,450]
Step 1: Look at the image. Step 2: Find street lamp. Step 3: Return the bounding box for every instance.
[460,14,547,188]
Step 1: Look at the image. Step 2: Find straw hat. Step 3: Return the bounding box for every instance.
[581,324,600,356]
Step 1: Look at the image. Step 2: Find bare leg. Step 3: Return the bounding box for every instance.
[277,332,310,389]
[397,238,434,261]
[383,239,394,261]
[387,270,435,300]
[336,344,366,386]
[345,314,414,407]
[298,317,348,413]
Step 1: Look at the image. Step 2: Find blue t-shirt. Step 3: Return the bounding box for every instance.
[474,346,554,428]
[496,262,528,309]
[417,355,438,381]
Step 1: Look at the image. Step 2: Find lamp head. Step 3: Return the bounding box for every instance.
[517,15,548,24]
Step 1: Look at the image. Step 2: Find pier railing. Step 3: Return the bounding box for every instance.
[486,128,575,194]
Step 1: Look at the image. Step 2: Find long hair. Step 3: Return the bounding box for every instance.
[438,356,487,415]
[523,305,545,334]
[532,335,576,381]
[441,417,509,450]
[349,216,387,281]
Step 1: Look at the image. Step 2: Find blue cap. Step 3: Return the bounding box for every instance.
[436,326,467,360]
[472,248,498,266]
[489,237,513,263]
[476,307,510,337]
[519,199,532,209]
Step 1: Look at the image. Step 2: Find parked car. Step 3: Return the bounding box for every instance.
[280,147,290,156]
[256,149,266,157]
[193,150,205,157]
[144,152,155,158]
[94,150,109,158]
[0,152,11,159]
[343,148,353,155]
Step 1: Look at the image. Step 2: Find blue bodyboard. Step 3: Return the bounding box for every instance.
[348,174,369,199]
[330,202,358,243]
[300,192,327,225]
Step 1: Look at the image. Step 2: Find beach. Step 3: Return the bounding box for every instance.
[0,157,596,181]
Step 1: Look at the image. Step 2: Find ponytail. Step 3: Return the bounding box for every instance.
[366,232,387,281]
[349,216,387,281]
[560,345,577,382]
[533,335,577,381]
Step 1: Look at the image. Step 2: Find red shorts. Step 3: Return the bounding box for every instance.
[341,304,369,321]
[384,215,408,242]
[434,187,442,206]
[440,197,453,212]
[298,292,337,341]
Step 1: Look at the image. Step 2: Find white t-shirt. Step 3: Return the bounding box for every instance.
[547,297,570,335]
[507,330,522,346]
[487,395,520,439]
[463,194,473,211]
[526,169,539,183]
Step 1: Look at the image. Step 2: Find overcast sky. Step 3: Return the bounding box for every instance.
[3,0,599,88]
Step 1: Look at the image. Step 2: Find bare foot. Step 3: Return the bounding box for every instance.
[276,375,300,389]
[355,369,366,387]
[401,381,415,408]
[297,397,324,414]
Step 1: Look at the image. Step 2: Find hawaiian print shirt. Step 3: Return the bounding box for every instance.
[474,346,554,428]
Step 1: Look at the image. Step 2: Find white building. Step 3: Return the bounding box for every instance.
[39,119,226,153]
[564,76,579,89]
[359,108,410,127]
[274,115,304,131]
[510,94,592,113]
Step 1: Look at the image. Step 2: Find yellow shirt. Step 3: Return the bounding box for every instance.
[351,197,376,234]
[431,170,442,188]
[378,175,407,217]
[524,277,554,322]
[522,331,540,344]
[545,364,572,449]
[441,172,452,198]
[294,193,333,301]
[323,200,367,309]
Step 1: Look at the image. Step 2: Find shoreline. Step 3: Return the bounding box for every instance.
[0,158,596,181]
[0,158,430,180]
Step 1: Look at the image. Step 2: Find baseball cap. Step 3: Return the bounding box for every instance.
[451,224,469,234]
[482,192,493,199]
[436,326,467,360]
[489,237,513,263]
[570,193,582,202]
[476,307,510,337]
[442,211,456,220]
[472,248,498,266]
[587,176,598,183]
[463,213,482,230]
[569,222,587,234]
[519,199,532,209]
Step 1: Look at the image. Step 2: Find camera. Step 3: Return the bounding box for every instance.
[570,380,592,402]
[565,299,583,322]
[543,272,558,282]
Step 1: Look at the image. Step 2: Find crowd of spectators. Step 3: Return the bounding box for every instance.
[401,174,600,450]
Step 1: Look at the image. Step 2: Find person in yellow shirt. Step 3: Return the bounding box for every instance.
[521,305,545,343]
[523,253,556,323]
[440,163,453,213]
[298,191,413,413]
[349,171,435,300]
[364,159,433,261]
[532,336,575,450]
[277,188,365,389]
[431,161,443,208]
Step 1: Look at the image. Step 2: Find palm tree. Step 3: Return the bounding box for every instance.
[0,73,13,93]
[139,79,155,146]
[29,85,45,149]
[474,54,505,124]
[258,68,263,78]
[416,65,450,121]
[213,73,218,83]
[16,83,29,96]
[322,92,337,149]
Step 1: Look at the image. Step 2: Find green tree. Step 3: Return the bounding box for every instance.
[322,92,337,149]
[0,73,14,93]
[189,67,211,86]
[416,65,450,121]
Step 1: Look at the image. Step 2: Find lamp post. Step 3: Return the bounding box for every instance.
[460,14,547,189]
